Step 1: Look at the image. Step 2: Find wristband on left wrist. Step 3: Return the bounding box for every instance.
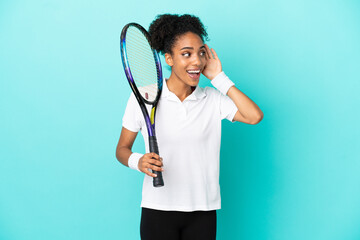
[211,71,235,95]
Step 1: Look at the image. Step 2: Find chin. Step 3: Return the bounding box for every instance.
[188,81,199,87]
[187,78,200,86]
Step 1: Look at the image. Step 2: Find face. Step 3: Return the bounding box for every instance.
[165,32,207,87]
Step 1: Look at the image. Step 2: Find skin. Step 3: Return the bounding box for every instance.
[116,31,264,177]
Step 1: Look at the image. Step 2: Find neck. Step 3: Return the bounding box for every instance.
[167,73,195,102]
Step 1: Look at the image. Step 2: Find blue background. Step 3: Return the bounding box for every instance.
[1,0,359,239]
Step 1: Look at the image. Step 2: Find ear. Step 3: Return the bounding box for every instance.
[165,53,173,67]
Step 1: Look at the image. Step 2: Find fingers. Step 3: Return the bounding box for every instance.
[148,158,163,167]
[149,152,160,160]
[204,44,211,59]
[146,163,163,172]
[146,153,163,166]
[205,44,216,59]
[143,167,163,178]
[211,48,219,60]
[143,169,157,178]
[139,153,164,178]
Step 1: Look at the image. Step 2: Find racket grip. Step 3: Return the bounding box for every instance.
[149,136,164,187]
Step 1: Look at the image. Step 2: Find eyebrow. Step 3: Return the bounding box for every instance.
[180,45,205,50]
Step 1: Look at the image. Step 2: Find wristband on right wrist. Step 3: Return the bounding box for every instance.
[128,152,143,172]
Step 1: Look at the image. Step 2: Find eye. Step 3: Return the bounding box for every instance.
[200,51,206,56]
[182,52,190,57]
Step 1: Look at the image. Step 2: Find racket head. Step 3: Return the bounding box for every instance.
[120,23,163,106]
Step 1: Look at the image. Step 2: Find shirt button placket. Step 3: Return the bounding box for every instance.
[179,102,187,120]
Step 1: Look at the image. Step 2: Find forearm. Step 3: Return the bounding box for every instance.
[227,86,263,122]
[210,71,263,123]
[116,146,133,167]
[116,145,144,172]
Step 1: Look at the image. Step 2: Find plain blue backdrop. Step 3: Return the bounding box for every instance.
[1,0,359,239]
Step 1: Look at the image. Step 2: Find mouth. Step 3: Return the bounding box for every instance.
[186,69,201,80]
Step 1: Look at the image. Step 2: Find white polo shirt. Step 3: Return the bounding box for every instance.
[122,77,238,212]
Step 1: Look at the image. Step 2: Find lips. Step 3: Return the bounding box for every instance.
[186,69,201,80]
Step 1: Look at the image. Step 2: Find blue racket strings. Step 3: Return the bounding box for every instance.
[126,26,158,102]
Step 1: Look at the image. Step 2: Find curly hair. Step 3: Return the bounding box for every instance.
[148,14,208,55]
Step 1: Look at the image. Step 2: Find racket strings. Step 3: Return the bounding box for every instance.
[126,27,159,102]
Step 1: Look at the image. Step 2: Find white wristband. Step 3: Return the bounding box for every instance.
[128,152,143,172]
[211,71,235,95]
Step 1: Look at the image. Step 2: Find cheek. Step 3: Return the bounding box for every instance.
[173,59,187,71]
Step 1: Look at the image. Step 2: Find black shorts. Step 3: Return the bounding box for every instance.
[140,207,217,240]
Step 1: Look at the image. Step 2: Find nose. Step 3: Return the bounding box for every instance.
[192,54,202,67]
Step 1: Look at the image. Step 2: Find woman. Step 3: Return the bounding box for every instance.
[116,14,263,240]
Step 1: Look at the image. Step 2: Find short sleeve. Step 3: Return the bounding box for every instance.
[122,93,143,132]
[219,92,238,122]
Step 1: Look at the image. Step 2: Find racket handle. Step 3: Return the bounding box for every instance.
[149,136,164,187]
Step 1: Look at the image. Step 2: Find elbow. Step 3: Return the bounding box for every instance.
[115,147,121,162]
[115,145,125,162]
[249,112,264,125]
[116,145,132,166]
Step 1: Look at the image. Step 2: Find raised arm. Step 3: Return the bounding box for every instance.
[227,86,263,124]
[203,44,263,125]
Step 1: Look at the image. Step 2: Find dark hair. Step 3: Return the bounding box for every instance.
[148,14,208,54]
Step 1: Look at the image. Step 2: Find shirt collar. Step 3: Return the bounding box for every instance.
[161,78,206,102]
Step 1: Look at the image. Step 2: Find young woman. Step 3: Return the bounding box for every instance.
[116,14,263,240]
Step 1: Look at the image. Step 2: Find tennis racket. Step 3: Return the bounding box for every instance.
[120,23,164,187]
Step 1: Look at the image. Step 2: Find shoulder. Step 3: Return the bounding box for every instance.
[128,92,136,101]
[126,92,139,106]
[202,86,221,98]
[124,92,142,115]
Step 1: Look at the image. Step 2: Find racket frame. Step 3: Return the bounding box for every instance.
[120,23,164,187]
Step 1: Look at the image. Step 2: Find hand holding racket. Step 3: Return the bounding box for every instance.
[138,153,163,178]
[120,23,164,187]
